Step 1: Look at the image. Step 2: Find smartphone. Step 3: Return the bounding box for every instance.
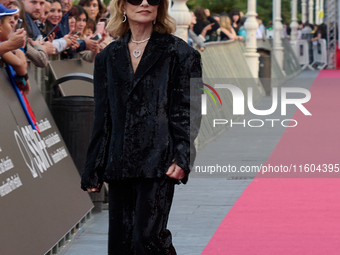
[96,21,105,34]
[99,18,107,26]
[16,18,23,30]
[43,24,59,41]
[90,33,102,41]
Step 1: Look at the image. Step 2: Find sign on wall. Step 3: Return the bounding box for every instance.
[0,68,93,255]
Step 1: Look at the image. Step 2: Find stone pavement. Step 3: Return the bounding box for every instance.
[63,70,318,255]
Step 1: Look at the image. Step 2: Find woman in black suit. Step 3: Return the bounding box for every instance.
[81,0,202,254]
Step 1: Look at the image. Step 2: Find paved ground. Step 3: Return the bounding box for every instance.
[63,70,319,255]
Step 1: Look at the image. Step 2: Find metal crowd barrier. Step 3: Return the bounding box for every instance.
[295,39,328,70]
[0,66,94,255]
[281,38,302,76]
[47,58,94,106]
[311,39,327,70]
[256,38,302,80]
[295,39,313,70]
[198,40,264,149]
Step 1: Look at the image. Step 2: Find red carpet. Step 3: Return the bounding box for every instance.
[202,70,340,255]
[317,69,340,78]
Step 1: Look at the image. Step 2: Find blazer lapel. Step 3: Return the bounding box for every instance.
[113,32,134,91]
[128,31,168,96]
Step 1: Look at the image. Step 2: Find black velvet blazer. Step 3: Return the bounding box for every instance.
[81,30,202,191]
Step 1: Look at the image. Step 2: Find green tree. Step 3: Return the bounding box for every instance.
[187,0,246,14]
[187,0,293,29]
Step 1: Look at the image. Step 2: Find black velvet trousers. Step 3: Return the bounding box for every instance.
[108,176,177,255]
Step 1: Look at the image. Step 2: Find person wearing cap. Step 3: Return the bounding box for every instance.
[0,4,30,94]
[0,0,25,55]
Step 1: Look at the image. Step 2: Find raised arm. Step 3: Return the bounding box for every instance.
[0,29,26,55]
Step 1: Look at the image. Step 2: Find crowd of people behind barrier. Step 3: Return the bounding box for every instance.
[0,0,332,96]
[0,0,115,95]
[189,7,266,51]
[189,7,329,54]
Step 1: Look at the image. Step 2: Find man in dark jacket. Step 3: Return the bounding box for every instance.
[22,0,45,39]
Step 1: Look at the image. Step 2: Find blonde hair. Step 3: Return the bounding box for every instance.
[219,16,232,32]
[106,0,176,38]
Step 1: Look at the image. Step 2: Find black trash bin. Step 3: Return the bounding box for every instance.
[258,48,271,96]
[51,96,105,212]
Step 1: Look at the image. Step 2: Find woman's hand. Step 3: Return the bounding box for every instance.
[87,183,101,193]
[84,37,99,51]
[48,32,55,42]
[200,23,214,39]
[41,41,56,55]
[203,23,214,32]
[88,34,101,53]
[166,163,185,180]
[99,30,108,43]
[64,32,79,48]
[7,28,26,49]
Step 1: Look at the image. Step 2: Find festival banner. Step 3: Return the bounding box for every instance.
[0,68,93,255]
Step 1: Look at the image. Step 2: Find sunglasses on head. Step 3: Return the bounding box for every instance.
[127,0,161,6]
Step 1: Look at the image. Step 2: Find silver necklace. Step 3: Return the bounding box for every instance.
[131,37,150,44]
[131,37,150,58]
